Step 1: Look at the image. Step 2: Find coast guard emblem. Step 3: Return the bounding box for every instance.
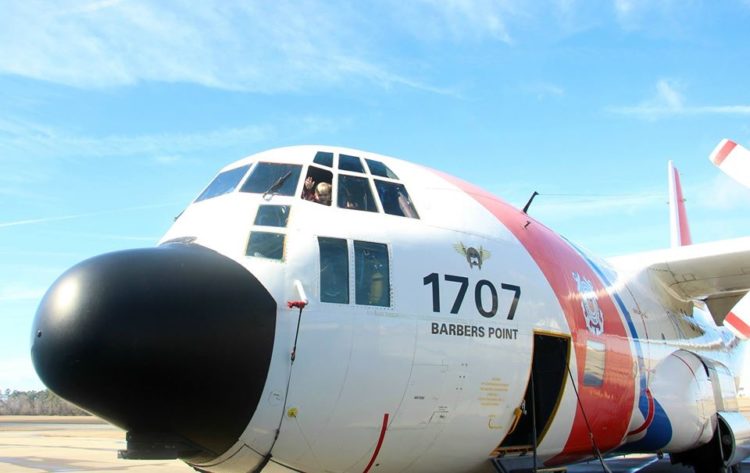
[454,242,491,269]
[572,272,604,335]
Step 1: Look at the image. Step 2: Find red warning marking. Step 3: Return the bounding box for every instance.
[713,140,737,166]
[362,413,389,473]
[727,311,750,338]
[672,167,692,246]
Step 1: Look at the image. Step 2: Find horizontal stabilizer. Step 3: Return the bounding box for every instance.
[710,139,750,189]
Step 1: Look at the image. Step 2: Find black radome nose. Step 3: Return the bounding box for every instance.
[31,244,276,461]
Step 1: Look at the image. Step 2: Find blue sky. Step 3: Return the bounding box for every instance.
[2,0,750,390]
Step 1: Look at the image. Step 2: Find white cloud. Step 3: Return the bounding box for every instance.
[611,79,750,120]
[0,0,447,93]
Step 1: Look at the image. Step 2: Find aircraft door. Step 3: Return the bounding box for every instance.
[495,332,570,453]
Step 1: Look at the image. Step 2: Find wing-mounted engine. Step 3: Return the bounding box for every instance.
[665,354,750,472]
[626,350,716,454]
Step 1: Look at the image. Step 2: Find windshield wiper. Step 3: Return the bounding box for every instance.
[262,171,292,199]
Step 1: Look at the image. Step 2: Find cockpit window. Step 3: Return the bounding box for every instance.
[301,166,333,206]
[373,180,419,219]
[240,163,302,197]
[338,175,377,212]
[365,159,399,180]
[338,154,365,173]
[254,205,290,227]
[246,231,285,260]
[313,151,334,168]
[354,241,390,307]
[195,165,251,202]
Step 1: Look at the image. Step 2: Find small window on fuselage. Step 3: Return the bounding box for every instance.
[240,163,302,197]
[374,180,419,219]
[195,165,251,202]
[338,175,377,212]
[247,232,285,260]
[254,205,290,227]
[354,241,390,307]
[318,237,349,304]
[301,166,333,206]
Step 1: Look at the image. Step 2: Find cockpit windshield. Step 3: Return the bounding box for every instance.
[240,163,302,197]
[195,165,251,202]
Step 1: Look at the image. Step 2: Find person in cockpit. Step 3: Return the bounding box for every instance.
[314,182,331,206]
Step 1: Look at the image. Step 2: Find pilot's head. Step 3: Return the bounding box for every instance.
[315,182,332,206]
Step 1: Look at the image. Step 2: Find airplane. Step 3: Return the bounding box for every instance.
[29,141,750,473]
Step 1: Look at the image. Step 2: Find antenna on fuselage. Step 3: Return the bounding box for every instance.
[522,191,539,214]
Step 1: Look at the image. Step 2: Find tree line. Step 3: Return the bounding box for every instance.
[0,389,90,416]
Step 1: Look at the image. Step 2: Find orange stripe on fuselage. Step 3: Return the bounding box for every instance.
[434,171,635,465]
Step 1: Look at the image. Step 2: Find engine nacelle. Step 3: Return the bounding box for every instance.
[648,350,716,453]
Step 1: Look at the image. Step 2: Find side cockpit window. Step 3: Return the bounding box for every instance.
[338,175,377,212]
[301,166,333,206]
[318,237,349,304]
[195,165,251,202]
[241,163,302,197]
[374,181,419,218]
[354,241,390,307]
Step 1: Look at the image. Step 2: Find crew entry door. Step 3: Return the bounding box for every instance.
[496,332,570,453]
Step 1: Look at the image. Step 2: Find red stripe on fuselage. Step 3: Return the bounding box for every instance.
[713,140,737,166]
[433,171,635,465]
[627,388,654,436]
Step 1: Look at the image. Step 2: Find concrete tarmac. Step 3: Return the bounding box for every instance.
[0,416,191,472]
[1,416,749,473]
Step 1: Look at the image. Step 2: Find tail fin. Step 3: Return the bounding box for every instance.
[710,139,750,189]
[668,160,692,247]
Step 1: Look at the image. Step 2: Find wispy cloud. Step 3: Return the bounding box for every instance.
[610,79,750,120]
[522,81,565,100]
[531,190,663,220]
[390,0,519,44]
[0,1,447,94]
[0,117,274,158]
[0,203,178,229]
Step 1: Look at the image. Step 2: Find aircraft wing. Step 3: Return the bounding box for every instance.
[609,237,750,324]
